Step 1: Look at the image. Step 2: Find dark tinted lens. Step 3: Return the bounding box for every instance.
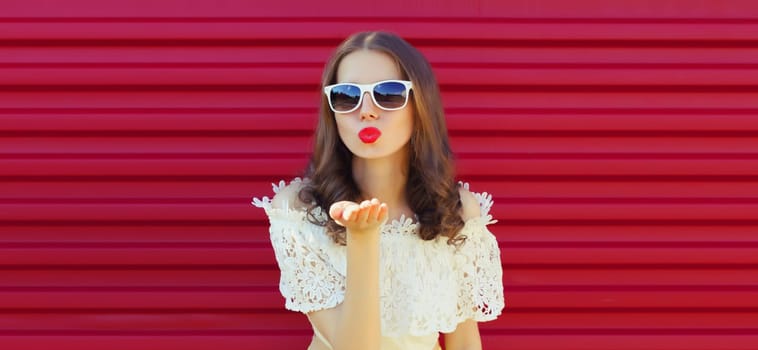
[330,84,361,112]
[373,82,407,109]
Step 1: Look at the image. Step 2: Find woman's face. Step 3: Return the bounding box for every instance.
[333,49,414,161]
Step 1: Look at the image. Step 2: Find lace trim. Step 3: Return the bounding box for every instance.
[252,178,504,336]
[252,177,322,218]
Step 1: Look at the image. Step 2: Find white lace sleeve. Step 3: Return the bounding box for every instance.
[454,183,505,322]
[252,178,346,314]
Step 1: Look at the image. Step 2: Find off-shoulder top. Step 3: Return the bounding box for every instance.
[252,178,504,350]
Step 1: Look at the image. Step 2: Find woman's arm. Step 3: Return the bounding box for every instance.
[306,199,387,350]
[444,319,482,350]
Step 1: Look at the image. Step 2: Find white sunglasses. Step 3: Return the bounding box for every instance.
[323,80,413,113]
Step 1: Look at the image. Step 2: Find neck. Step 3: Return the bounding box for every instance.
[352,149,411,219]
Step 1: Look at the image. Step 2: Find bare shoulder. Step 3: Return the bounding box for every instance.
[271,179,309,211]
[458,186,481,222]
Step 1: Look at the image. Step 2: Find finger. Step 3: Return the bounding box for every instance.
[329,201,350,221]
[377,203,389,223]
[342,203,360,222]
[356,200,371,223]
[367,199,381,221]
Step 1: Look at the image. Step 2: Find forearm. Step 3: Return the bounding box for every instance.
[332,230,381,350]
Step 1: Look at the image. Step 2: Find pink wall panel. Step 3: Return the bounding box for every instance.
[2,0,758,349]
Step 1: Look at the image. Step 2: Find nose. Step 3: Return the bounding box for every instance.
[359,91,379,120]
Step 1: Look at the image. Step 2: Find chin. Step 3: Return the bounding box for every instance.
[352,145,410,161]
[352,149,391,159]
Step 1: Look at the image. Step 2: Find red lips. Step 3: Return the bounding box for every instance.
[358,127,381,144]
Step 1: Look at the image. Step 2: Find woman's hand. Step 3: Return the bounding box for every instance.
[329,198,388,235]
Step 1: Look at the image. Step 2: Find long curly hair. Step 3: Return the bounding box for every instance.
[298,31,465,245]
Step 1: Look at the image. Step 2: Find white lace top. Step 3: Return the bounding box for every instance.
[252,178,504,345]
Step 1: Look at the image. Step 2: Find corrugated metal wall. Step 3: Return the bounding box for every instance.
[2,0,758,349]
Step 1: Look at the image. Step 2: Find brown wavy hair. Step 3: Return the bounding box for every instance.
[298,31,465,245]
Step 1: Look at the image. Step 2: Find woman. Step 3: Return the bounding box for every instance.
[253,31,504,350]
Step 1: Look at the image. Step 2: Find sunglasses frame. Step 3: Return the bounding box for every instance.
[323,79,413,113]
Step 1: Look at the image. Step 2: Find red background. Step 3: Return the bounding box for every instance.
[2,0,758,349]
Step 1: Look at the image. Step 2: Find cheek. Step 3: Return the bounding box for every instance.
[400,112,415,140]
[334,118,353,143]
